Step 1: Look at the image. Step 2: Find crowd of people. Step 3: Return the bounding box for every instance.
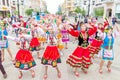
[0,14,120,80]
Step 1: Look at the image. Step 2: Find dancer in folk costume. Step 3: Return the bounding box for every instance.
[60,22,69,49]
[99,27,120,74]
[66,22,97,76]
[88,19,109,57]
[88,18,98,44]
[57,30,64,56]
[15,35,36,79]
[69,21,80,43]
[0,21,14,62]
[41,27,61,79]
[37,24,46,49]
[29,24,41,59]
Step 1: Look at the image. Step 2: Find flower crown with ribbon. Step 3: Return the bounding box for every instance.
[104,26,113,33]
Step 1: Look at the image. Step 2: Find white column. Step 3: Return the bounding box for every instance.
[9,0,12,15]
[103,4,107,18]
[112,2,115,17]
[0,0,2,5]
[5,0,6,5]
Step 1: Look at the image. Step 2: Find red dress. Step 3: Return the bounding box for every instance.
[41,34,61,67]
[88,21,109,55]
[29,30,40,51]
[66,26,97,69]
[15,37,36,70]
[88,33,103,55]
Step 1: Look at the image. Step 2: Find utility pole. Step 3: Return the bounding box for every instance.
[88,0,90,16]
[17,0,20,21]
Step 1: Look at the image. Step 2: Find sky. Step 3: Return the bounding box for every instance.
[43,0,64,14]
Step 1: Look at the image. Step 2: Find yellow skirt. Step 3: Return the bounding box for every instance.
[57,44,64,49]
[38,37,46,42]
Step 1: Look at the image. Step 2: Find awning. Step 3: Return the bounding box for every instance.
[0,6,9,11]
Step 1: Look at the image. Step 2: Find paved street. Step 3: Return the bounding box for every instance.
[0,23,120,80]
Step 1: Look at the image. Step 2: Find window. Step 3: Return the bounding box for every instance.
[7,0,9,6]
[3,0,5,5]
[93,1,95,5]
[84,1,87,5]
[13,1,15,5]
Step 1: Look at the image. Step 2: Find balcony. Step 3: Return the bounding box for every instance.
[101,0,114,4]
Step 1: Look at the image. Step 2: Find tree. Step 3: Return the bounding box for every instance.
[14,10,18,15]
[94,8,104,16]
[56,11,62,15]
[81,9,86,16]
[7,13,11,18]
[44,10,50,14]
[25,8,34,16]
[74,7,81,13]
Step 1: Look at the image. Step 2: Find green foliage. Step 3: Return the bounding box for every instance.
[74,7,81,13]
[44,10,50,14]
[25,9,34,16]
[81,9,86,16]
[74,7,86,15]
[7,13,11,18]
[0,13,2,16]
[14,10,18,15]
[56,11,62,15]
[94,8,104,16]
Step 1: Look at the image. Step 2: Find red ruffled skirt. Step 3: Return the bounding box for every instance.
[66,46,92,69]
[88,39,103,55]
[41,46,61,67]
[29,37,40,51]
[15,49,36,70]
[30,37,40,47]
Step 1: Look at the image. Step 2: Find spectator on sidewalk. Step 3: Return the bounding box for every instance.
[112,16,117,27]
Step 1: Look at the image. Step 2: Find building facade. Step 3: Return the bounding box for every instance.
[62,0,76,16]
[0,0,11,18]
[11,0,43,17]
[94,0,120,19]
[75,0,96,16]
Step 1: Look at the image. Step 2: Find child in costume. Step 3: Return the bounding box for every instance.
[61,23,69,49]
[15,34,36,79]
[29,24,41,59]
[57,30,64,56]
[41,27,61,79]
[66,22,97,77]
[0,21,14,62]
[99,27,120,74]
[89,19,109,57]
[37,24,46,49]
